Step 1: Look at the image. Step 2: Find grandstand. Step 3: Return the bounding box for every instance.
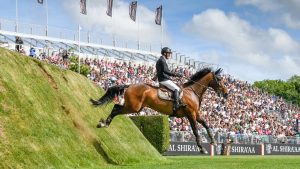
[0,19,214,70]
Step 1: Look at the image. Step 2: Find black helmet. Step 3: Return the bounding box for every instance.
[161,47,172,55]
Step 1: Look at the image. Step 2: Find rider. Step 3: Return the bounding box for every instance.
[156,47,185,114]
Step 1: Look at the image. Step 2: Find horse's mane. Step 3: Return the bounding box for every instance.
[183,67,212,87]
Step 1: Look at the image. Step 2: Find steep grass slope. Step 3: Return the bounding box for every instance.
[0,48,164,168]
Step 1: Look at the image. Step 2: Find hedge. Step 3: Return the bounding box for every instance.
[130,115,170,154]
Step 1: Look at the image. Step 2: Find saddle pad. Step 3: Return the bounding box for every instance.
[157,89,183,101]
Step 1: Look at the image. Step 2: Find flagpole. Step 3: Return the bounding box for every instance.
[160,20,163,48]
[106,0,115,47]
[160,4,163,48]
[137,19,140,50]
[112,1,116,47]
[15,0,18,32]
[78,24,81,73]
[46,0,49,36]
[137,1,140,50]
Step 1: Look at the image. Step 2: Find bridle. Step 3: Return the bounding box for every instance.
[188,73,222,98]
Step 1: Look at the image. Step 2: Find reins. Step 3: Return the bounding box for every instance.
[188,80,210,98]
[190,80,209,89]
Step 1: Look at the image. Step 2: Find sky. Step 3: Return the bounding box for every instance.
[0,0,300,83]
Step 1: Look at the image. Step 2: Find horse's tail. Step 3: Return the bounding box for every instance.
[90,84,129,106]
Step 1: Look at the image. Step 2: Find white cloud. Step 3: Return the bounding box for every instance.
[184,9,300,82]
[61,0,169,50]
[198,51,222,64]
[236,0,300,29]
[282,14,300,29]
[267,28,299,54]
[235,0,281,11]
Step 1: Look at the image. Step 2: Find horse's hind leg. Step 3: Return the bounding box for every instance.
[97,104,123,128]
[197,116,216,146]
[187,116,208,154]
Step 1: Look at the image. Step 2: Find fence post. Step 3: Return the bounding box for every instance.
[45,26,48,36]
[210,144,214,157]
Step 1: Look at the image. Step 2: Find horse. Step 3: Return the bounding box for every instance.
[90,67,228,154]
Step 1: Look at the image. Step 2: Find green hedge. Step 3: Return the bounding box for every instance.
[130,115,170,153]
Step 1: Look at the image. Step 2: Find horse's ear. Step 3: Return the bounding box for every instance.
[215,68,223,75]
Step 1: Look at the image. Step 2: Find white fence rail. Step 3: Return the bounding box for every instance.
[170,131,300,144]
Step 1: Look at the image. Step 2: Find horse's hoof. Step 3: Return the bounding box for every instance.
[99,118,105,122]
[200,148,208,154]
[96,121,107,128]
[90,99,99,105]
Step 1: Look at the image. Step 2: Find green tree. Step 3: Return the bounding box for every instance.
[253,75,300,106]
[68,54,91,76]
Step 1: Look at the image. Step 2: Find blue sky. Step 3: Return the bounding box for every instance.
[0,0,300,82]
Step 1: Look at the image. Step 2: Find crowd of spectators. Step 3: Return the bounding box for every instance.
[170,75,300,143]
[85,58,156,90]
[12,44,300,143]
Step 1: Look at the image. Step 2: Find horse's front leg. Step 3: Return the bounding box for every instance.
[196,112,216,146]
[198,118,216,146]
[187,116,208,154]
[97,104,124,128]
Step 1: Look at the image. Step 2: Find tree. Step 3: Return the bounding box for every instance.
[68,54,91,77]
[253,75,300,106]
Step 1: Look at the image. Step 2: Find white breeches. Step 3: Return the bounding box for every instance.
[159,80,180,91]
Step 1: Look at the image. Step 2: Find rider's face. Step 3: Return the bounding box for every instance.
[165,52,172,59]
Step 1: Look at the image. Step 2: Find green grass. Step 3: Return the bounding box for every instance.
[0,48,164,168]
[97,156,300,169]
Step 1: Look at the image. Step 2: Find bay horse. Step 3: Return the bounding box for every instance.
[90,68,228,154]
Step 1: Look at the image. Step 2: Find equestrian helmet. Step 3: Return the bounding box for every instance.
[161,47,172,55]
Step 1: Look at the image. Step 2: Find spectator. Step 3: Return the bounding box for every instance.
[29,47,36,57]
[15,36,23,52]
[62,50,69,68]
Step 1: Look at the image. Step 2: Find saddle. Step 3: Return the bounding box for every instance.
[157,84,183,101]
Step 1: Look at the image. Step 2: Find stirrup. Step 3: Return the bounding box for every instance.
[179,100,186,107]
[173,103,185,113]
[173,107,179,115]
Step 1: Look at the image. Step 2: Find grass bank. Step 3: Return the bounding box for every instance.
[0,48,165,168]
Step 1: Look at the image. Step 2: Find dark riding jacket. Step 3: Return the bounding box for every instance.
[156,56,176,82]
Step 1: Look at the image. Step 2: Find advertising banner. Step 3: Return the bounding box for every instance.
[165,142,300,155]
[214,144,261,155]
[164,142,211,156]
[264,143,300,155]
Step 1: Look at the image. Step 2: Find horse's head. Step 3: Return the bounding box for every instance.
[209,68,228,99]
[183,67,228,100]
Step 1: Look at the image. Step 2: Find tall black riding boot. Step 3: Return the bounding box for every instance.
[173,89,184,114]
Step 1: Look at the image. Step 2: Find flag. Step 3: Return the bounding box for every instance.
[80,0,87,15]
[155,5,162,25]
[37,0,43,4]
[129,1,137,22]
[106,0,113,17]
